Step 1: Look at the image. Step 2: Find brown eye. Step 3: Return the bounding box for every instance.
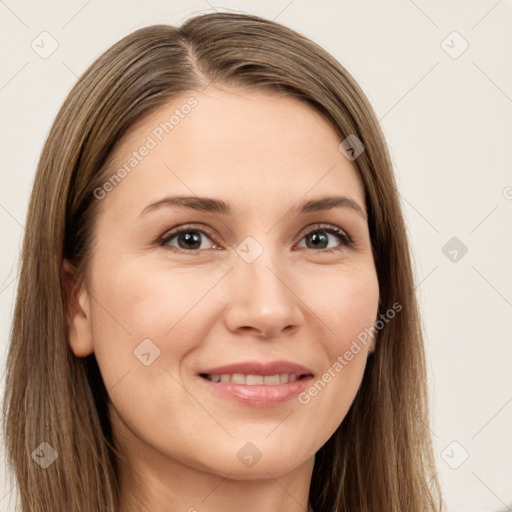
[159,225,217,252]
[297,224,352,252]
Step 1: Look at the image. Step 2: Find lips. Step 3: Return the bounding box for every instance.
[198,360,314,378]
[197,360,315,407]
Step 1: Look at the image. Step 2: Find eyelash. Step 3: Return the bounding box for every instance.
[157,223,353,254]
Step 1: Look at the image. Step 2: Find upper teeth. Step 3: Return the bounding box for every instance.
[205,373,299,385]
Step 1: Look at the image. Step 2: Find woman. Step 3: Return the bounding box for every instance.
[2,11,443,512]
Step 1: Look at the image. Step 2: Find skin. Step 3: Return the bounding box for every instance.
[64,85,380,512]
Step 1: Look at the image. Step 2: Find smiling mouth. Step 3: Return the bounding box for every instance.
[199,373,312,385]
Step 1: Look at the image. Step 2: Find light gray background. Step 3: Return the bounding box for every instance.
[1,1,511,511]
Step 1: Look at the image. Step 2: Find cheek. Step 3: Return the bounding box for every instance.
[88,258,225,377]
[87,260,219,431]
[306,263,380,348]
[91,255,215,331]
[293,265,378,442]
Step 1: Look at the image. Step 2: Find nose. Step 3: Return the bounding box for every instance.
[223,245,304,339]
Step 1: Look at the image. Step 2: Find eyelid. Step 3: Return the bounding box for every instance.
[299,223,353,249]
[157,222,353,252]
[157,223,218,249]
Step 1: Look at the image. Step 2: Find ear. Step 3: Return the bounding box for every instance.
[368,316,382,355]
[367,337,376,355]
[62,260,94,357]
[367,323,377,355]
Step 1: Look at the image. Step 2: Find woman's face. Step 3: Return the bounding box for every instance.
[68,85,379,483]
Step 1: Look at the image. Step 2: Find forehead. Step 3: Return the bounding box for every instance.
[101,85,365,217]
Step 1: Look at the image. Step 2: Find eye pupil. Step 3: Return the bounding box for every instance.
[162,225,347,253]
[178,231,202,250]
[306,231,328,249]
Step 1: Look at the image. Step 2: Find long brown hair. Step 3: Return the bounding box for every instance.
[2,12,443,512]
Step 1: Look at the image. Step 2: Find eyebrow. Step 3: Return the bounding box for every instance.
[139,194,367,221]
